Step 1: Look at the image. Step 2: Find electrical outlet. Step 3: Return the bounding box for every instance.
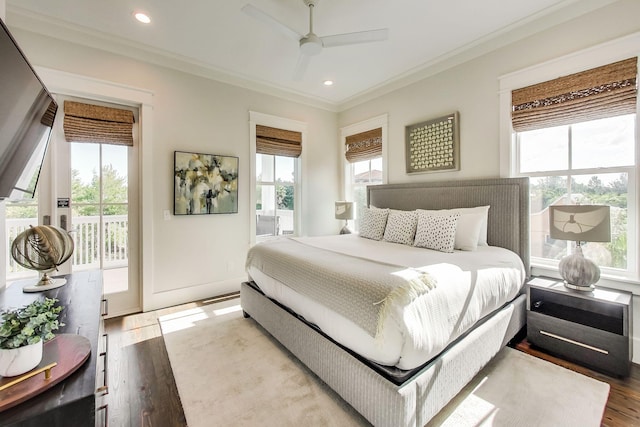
[163,210,171,221]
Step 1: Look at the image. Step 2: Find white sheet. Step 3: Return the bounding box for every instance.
[247,234,525,370]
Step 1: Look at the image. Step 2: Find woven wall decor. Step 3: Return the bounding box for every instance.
[405,112,459,174]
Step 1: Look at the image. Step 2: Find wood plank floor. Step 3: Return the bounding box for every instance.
[105,298,640,426]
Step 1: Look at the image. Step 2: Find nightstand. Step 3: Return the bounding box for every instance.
[526,276,633,377]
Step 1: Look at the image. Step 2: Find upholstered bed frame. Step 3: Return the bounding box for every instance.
[241,177,530,426]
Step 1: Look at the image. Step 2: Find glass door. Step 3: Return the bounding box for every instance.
[47,97,140,315]
[70,143,131,294]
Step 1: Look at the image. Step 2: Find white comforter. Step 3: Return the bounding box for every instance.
[247,234,525,370]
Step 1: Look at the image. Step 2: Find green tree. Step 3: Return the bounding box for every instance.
[72,165,127,215]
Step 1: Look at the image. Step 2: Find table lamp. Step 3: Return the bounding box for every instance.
[549,204,611,291]
[335,201,354,234]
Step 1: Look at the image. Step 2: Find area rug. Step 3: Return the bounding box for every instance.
[160,298,610,427]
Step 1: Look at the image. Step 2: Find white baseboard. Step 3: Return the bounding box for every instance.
[142,276,244,313]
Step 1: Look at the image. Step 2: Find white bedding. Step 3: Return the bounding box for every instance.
[247,234,525,370]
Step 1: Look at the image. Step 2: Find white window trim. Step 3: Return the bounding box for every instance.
[249,111,306,246]
[340,113,389,202]
[498,32,640,292]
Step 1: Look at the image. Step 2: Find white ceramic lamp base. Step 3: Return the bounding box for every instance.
[558,245,600,292]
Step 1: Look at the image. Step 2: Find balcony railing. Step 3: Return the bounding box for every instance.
[6,215,128,279]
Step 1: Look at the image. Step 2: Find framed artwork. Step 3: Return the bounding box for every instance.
[405,112,459,174]
[174,151,239,215]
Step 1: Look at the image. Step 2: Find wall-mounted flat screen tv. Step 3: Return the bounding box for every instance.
[0,17,57,200]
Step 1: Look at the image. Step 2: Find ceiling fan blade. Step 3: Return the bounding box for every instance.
[292,54,311,81]
[241,4,302,42]
[321,28,388,48]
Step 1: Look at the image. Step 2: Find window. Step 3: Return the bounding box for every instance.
[503,52,638,280]
[341,115,388,232]
[256,154,296,237]
[250,113,305,242]
[350,157,383,229]
[518,114,635,274]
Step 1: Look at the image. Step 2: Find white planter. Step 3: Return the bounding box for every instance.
[0,340,44,377]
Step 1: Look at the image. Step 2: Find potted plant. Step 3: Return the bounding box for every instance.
[0,298,64,377]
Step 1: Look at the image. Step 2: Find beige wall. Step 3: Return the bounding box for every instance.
[338,0,640,363]
[8,28,340,310]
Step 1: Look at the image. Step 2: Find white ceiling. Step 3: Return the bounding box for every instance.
[5,0,610,110]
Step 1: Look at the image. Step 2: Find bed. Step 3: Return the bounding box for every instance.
[241,177,529,426]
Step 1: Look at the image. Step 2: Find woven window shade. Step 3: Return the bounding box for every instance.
[40,101,57,127]
[63,101,135,146]
[345,128,382,163]
[512,57,637,132]
[256,125,302,158]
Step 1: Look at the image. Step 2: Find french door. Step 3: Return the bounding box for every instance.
[47,98,140,316]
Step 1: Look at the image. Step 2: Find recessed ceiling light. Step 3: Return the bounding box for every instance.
[134,12,151,24]
[323,80,334,86]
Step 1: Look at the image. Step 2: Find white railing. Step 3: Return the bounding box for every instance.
[6,215,128,279]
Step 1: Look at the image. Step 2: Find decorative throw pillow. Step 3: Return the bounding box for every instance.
[414,211,460,253]
[359,207,389,240]
[383,210,418,245]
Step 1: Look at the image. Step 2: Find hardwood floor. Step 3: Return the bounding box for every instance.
[104,298,639,427]
[103,292,239,426]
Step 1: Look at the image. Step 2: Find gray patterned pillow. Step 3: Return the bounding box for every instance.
[359,207,389,240]
[414,211,460,253]
[383,210,418,245]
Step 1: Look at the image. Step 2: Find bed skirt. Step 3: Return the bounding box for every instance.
[240,281,526,427]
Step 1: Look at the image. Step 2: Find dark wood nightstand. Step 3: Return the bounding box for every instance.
[526,276,633,377]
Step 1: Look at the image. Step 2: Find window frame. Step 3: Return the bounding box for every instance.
[499,33,640,289]
[249,111,306,245]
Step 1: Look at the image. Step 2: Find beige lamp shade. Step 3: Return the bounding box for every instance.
[549,205,611,243]
[335,201,354,220]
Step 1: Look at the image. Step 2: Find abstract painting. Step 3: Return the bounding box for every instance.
[174,151,238,215]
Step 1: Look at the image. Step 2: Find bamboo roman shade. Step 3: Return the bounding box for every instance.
[256,125,302,158]
[40,101,57,127]
[512,57,637,132]
[345,127,382,163]
[63,101,135,146]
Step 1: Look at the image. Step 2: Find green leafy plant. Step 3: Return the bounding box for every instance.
[0,298,64,349]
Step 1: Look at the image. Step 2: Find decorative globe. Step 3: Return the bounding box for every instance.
[10,225,74,291]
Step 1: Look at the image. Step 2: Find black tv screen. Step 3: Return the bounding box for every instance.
[0,17,57,200]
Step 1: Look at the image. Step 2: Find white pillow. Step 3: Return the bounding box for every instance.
[450,206,490,246]
[383,210,418,245]
[451,210,484,251]
[414,211,460,253]
[359,207,389,240]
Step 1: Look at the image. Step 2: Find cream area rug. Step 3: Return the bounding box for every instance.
[160,298,610,427]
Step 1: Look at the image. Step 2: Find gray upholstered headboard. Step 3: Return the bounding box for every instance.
[367,178,530,275]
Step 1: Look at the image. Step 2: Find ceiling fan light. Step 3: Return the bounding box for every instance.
[300,35,323,56]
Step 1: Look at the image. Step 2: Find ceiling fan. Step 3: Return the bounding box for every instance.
[242,0,389,80]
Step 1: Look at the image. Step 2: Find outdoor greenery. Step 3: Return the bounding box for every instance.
[72,165,128,216]
[0,298,64,349]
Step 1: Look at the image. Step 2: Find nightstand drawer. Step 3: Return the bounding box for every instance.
[528,311,630,376]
